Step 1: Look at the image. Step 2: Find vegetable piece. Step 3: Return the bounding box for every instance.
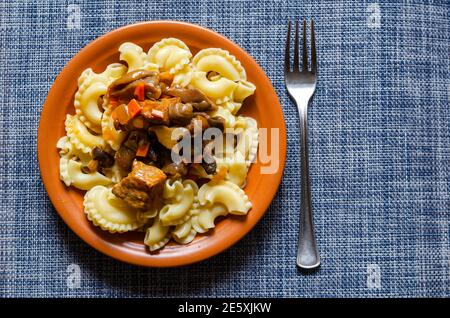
[130,117,145,129]
[136,142,150,157]
[168,102,193,125]
[147,143,158,162]
[111,104,130,125]
[110,100,142,126]
[110,70,156,88]
[186,114,210,134]
[202,143,216,174]
[165,86,217,111]
[92,147,115,168]
[128,99,142,119]
[115,146,135,171]
[134,83,145,101]
[108,70,161,101]
[196,114,209,129]
[123,131,146,151]
[202,160,216,175]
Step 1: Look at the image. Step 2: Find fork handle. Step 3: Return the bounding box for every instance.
[296,98,320,269]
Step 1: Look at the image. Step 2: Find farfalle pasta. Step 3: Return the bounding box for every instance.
[57,38,258,251]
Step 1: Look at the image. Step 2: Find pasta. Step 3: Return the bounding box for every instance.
[191,203,229,232]
[119,42,159,72]
[144,216,170,251]
[189,48,256,105]
[235,117,259,166]
[171,217,197,245]
[221,101,243,115]
[56,136,91,163]
[198,181,252,215]
[57,38,259,252]
[191,71,237,104]
[74,63,127,132]
[101,106,127,151]
[215,152,248,187]
[209,107,236,128]
[172,64,194,87]
[147,38,192,74]
[233,80,256,103]
[159,179,197,226]
[65,114,105,154]
[60,158,112,190]
[84,185,145,233]
[192,48,246,81]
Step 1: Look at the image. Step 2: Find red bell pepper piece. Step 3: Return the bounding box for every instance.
[136,142,150,157]
[134,83,145,101]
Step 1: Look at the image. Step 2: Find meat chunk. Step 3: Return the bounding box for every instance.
[112,161,167,210]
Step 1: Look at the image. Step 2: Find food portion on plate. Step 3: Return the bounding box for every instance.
[57,38,258,251]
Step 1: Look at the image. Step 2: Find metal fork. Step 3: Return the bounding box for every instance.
[284,19,320,269]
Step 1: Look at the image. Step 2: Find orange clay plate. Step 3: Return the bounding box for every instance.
[38,21,286,267]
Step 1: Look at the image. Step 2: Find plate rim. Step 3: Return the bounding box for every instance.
[37,20,286,267]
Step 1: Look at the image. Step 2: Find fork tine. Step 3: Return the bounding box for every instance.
[293,20,299,71]
[302,19,308,72]
[311,19,317,74]
[284,20,291,74]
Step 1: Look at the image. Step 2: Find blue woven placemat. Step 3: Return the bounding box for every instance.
[0,0,448,298]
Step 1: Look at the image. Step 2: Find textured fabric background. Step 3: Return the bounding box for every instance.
[0,0,449,298]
